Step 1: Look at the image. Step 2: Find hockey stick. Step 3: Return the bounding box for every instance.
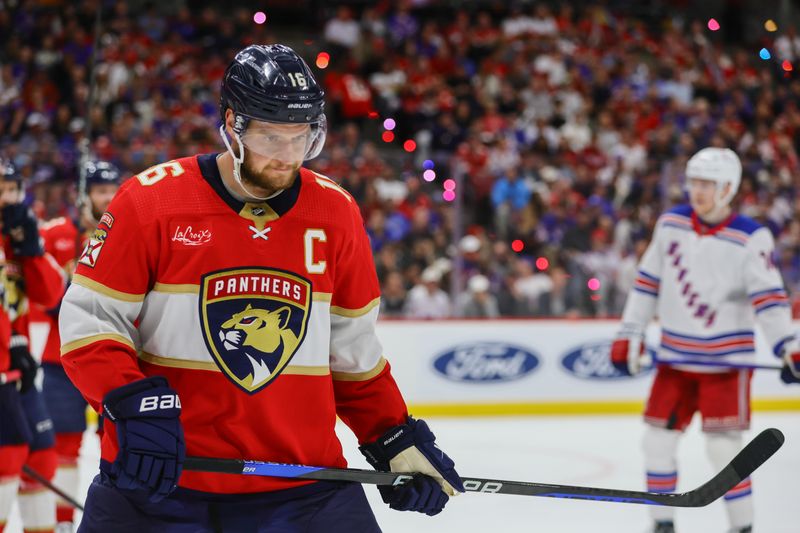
[654,357,783,371]
[0,369,21,384]
[22,465,85,512]
[76,2,103,211]
[184,428,784,507]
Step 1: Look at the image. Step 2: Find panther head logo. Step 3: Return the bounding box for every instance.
[218,304,301,389]
[220,304,299,354]
[201,268,312,394]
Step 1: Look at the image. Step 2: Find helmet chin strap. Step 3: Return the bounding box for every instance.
[705,183,732,222]
[218,125,272,202]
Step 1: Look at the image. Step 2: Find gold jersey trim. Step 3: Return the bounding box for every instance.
[72,274,146,303]
[152,282,200,294]
[331,357,386,381]
[61,333,135,356]
[239,202,279,231]
[139,351,330,376]
[330,297,380,318]
[149,284,334,303]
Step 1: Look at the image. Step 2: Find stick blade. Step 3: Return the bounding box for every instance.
[730,427,784,480]
[686,427,785,507]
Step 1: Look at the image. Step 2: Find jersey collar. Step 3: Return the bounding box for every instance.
[690,209,736,237]
[196,153,301,229]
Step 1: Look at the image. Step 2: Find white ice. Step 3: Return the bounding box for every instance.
[6,413,797,532]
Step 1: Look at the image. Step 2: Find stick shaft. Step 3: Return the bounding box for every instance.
[22,465,85,511]
[184,428,783,508]
[654,357,782,371]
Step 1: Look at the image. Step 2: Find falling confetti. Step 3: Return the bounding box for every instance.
[759,48,771,60]
[707,18,720,31]
[511,240,524,252]
[782,60,793,71]
[423,159,435,170]
[403,140,417,152]
[423,170,436,182]
[383,118,396,131]
[535,257,549,270]
[443,190,455,202]
[587,278,601,291]
[381,131,394,143]
[764,19,778,32]
[253,11,266,24]
[443,179,456,191]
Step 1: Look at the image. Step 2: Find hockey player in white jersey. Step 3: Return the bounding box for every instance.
[611,147,800,533]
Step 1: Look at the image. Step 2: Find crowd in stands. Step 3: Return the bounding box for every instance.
[2,1,800,318]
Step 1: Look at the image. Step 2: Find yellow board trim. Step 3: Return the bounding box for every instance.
[61,333,135,356]
[72,274,145,303]
[405,398,800,417]
[332,357,387,382]
[330,297,380,318]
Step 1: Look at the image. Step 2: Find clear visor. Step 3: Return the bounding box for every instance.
[239,117,326,161]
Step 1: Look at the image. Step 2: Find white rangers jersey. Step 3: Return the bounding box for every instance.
[621,205,795,372]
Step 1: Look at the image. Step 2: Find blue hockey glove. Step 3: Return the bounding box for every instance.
[1,204,43,257]
[780,343,800,384]
[360,417,464,516]
[9,334,37,394]
[102,376,185,502]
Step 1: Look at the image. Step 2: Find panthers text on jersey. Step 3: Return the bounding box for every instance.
[622,204,794,371]
[59,154,409,493]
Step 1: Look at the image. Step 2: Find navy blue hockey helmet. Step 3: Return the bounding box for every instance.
[219,44,327,161]
[0,158,20,183]
[84,160,121,190]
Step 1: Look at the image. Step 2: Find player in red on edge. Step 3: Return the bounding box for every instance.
[0,159,68,533]
[59,44,464,532]
[35,160,120,531]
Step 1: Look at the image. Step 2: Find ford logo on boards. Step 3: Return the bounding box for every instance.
[432,342,540,383]
[561,341,654,380]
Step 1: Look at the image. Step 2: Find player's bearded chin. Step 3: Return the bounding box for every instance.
[241,152,300,192]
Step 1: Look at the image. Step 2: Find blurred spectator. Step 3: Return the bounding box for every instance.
[4,0,800,320]
[405,267,450,319]
[457,274,499,318]
[324,6,361,51]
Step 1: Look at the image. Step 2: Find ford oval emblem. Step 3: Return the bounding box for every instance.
[432,342,540,383]
[561,341,654,380]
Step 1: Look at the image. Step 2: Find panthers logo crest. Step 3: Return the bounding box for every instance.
[200,268,312,394]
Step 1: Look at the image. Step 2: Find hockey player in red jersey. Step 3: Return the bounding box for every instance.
[0,159,67,533]
[35,161,120,530]
[59,44,463,532]
[611,147,800,533]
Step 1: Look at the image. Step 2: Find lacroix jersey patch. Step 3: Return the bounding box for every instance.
[199,268,312,394]
[170,221,213,247]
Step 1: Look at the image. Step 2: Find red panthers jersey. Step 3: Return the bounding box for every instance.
[60,154,409,494]
[1,235,65,371]
[32,216,80,365]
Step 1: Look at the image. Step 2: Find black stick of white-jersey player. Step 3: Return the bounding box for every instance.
[184,428,783,507]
